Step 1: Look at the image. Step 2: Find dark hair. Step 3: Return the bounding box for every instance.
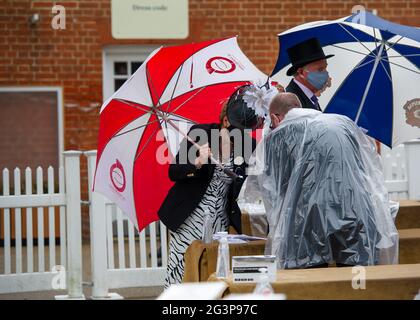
[226,84,258,129]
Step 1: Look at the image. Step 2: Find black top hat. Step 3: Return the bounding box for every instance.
[226,85,259,130]
[286,37,334,76]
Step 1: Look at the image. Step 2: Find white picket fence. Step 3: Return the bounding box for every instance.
[0,151,83,297]
[382,144,409,200]
[85,151,168,299]
[1,140,419,298]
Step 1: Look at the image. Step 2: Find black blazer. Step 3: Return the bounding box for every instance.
[158,123,256,233]
[285,79,321,111]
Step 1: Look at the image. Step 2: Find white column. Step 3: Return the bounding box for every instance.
[85,150,123,300]
[56,151,85,300]
[405,139,420,200]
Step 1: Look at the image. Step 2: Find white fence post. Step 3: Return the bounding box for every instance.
[405,139,420,200]
[56,151,85,300]
[85,150,123,300]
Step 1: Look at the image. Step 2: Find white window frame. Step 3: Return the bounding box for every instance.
[102,45,161,102]
[0,86,64,167]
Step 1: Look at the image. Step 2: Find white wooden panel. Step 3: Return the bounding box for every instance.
[139,229,147,268]
[25,168,33,273]
[2,169,11,274]
[385,180,409,193]
[106,268,165,289]
[159,222,168,267]
[59,166,66,267]
[128,221,136,268]
[116,207,125,269]
[36,167,45,272]
[48,167,56,270]
[149,223,157,268]
[14,168,22,274]
[106,205,115,269]
[0,194,66,208]
[0,272,66,294]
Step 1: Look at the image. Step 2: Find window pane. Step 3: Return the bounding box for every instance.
[131,61,143,74]
[114,62,127,75]
[115,78,127,91]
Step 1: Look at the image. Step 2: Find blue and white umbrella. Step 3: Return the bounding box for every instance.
[271,12,420,147]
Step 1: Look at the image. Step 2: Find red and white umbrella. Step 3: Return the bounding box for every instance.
[93,37,267,231]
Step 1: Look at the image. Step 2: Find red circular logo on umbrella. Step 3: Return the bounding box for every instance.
[206,56,236,74]
[110,159,126,192]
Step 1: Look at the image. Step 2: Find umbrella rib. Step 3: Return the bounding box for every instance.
[146,38,227,112]
[164,63,184,113]
[385,36,405,53]
[387,54,420,58]
[352,58,375,71]
[114,98,154,114]
[168,86,208,115]
[324,43,393,116]
[338,23,376,56]
[381,58,420,74]
[355,43,385,124]
[379,60,393,82]
[161,120,172,157]
[330,44,376,59]
[134,118,164,162]
[161,119,186,158]
[112,118,161,138]
[166,113,196,124]
[146,65,164,109]
[155,102,241,180]
[325,48,377,111]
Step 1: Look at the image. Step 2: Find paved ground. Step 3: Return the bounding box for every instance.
[0,242,164,300]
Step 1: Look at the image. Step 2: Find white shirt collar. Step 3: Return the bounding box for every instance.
[293,78,315,101]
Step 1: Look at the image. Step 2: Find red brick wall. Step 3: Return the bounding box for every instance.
[0,91,59,171]
[0,0,418,237]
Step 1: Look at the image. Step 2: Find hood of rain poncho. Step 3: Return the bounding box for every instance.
[253,108,399,268]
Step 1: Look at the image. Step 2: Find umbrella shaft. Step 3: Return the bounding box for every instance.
[163,116,242,180]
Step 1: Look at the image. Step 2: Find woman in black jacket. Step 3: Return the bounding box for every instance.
[158,85,265,287]
[159,83,277,287]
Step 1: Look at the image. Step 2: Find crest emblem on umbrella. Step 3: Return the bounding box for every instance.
[404,98,420,128]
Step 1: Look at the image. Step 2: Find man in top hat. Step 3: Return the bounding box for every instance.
[285,37,334,111]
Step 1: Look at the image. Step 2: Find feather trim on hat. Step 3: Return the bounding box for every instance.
[242,81,279,119]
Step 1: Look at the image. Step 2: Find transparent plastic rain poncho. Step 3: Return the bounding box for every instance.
[255,108,399,269]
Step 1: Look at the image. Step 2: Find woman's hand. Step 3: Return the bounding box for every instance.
[195,143,212,169]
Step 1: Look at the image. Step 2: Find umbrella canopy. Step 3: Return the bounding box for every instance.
[94,37,267,231]
[271,11,420,147]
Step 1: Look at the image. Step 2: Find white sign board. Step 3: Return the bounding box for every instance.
[111,0,189,39]
[232,255,277,283]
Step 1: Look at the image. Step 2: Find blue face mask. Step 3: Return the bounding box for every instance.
[306,71,329,90]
